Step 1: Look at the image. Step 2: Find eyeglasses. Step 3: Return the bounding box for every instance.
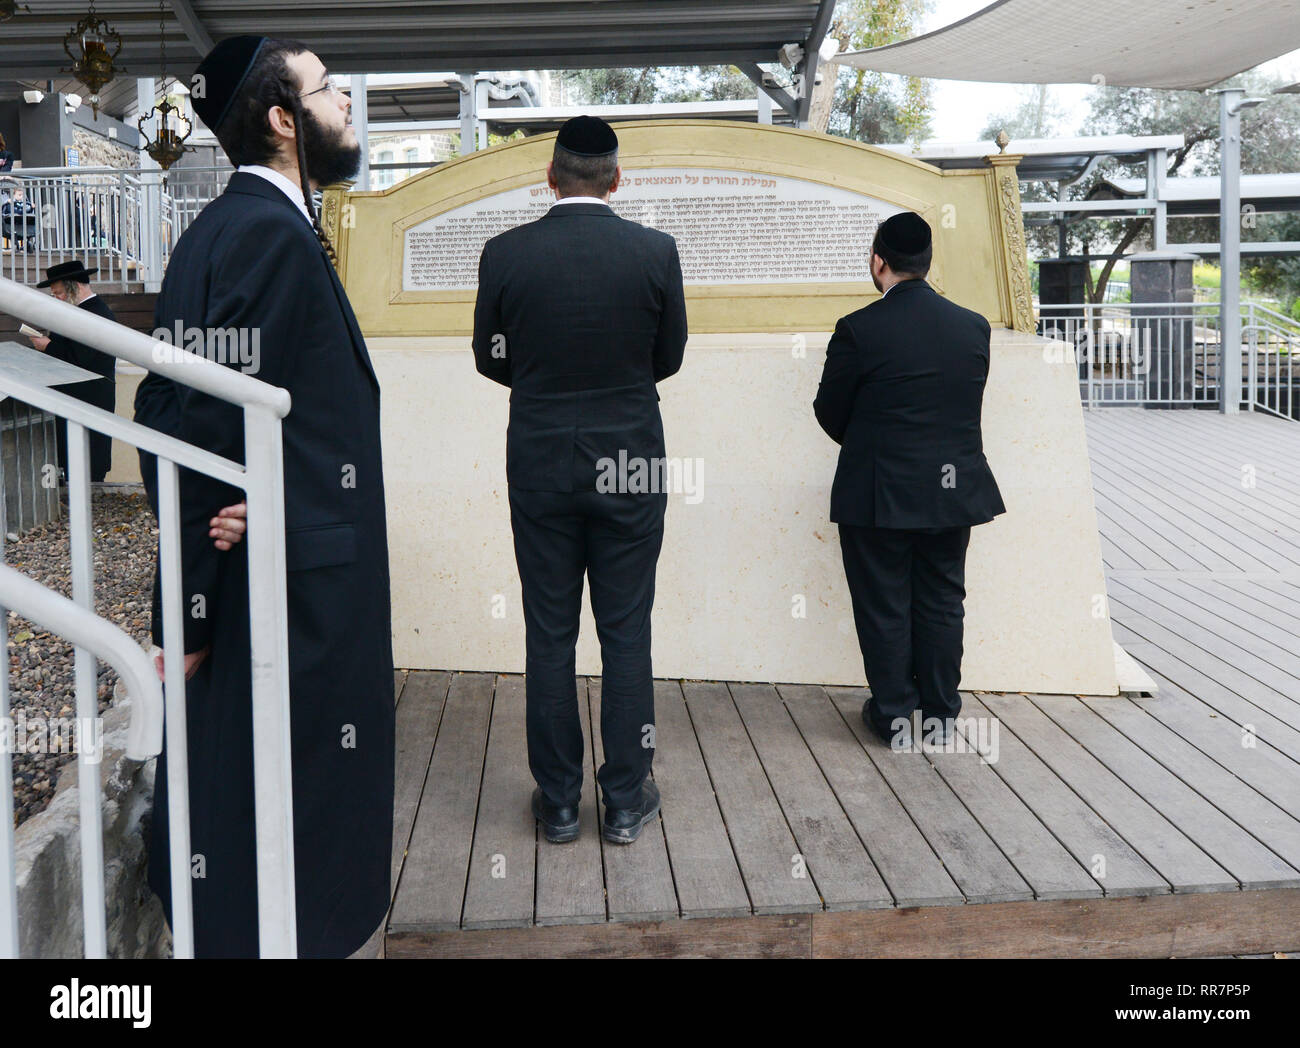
[298,76,346,101]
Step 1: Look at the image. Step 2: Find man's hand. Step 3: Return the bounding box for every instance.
[209,501,247,550]
[154,645,210,683]
[29,335,49,352]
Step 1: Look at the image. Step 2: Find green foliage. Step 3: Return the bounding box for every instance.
[827,0,934,143]
[560,66,755,107]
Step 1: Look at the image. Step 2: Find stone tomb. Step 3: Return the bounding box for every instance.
[317,120,1117,694]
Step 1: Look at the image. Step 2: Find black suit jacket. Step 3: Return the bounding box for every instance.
[472,201,687,491]
[46,294,118,390]
[813,278,1006,529]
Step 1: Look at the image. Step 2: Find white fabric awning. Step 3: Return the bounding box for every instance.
[833,0,1300,91]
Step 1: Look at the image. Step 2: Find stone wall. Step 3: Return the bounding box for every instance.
[72,128,139,172]
[13,684,169,958]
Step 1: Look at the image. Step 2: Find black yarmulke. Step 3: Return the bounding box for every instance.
[878,212,932,255]
[555,115,618,157]
[191,35,268,133]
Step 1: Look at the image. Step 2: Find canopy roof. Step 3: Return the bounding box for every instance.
[1102,173,1300,215]
[834,0,1300,90]
[1,1,833,82]
[877,134,1185,183]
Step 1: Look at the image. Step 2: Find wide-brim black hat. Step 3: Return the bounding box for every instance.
[37,260,98,287]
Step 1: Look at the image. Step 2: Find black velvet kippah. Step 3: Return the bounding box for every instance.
[555,115,618,157]
[877,211,932,255]
[191,35,269,133]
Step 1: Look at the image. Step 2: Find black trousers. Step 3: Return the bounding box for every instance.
[509,485,665,810]
[839,524,971,736]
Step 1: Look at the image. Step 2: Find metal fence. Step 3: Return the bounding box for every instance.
[1038,300,1299,419]
[0,275,296,958]
[1,166,233,291]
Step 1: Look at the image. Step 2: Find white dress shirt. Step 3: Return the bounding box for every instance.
[236,164,313,226]
[551,195,609,207]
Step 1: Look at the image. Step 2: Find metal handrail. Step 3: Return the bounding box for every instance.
[0,562,164,960]
[0,564,163,761]
[0,275,297,959]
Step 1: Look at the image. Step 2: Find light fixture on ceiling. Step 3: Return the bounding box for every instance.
[137,0,193,172]
[63,0,125,119]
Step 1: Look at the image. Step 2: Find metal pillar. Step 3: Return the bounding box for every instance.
[1216,88,1263,414]
[458,73,478,155]
[350,74,370,190]
[136,78,163,292]
[1147,147,1167,251]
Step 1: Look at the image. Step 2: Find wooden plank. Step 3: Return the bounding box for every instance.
[388,914,811,959]
[1085,446,1278,571]
[1138,577,1300,688]
[979,693,1237,893]
[1109,613,1300,764]
[1090,485,1235,572]
[810,887,1300,959]
[730,683,892,910]
[824,687,1034,903]
[388,672,495,933]
[681,681,822,914]
[389,670,452,895]
[1081,693,1300,873]
[534,677,607,926]
[390,889,1300,960]
[1113,665,1300,816]
[1109,583,1300,727]
[920,696,1103,901]
[588,679,679,922]
[461,675,538,930]
[650,679,750,918]
[959,694,1167,897]
[1086,418,1300,565]
[1031,695,1298,890]
[779,684,963,907]
[393,669,408,707]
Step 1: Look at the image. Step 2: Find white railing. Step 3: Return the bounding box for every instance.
[1,166,233,291]
[0,274,296,958]
[1038,300,1299,419]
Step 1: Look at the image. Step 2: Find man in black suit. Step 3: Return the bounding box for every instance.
[134,36,393,958]
[473,116,687,845]
[27,261,118,481]
[814,212,1005,748]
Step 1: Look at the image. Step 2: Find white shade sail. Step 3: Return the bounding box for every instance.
[833,0,1300,90]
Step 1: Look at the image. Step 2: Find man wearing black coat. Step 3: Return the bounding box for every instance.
[135,36,393,958]
[27,261,117,481]
[473,116,687,845]
[814,212,1005,748]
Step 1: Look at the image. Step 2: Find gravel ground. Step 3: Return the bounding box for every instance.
[5,487,157,828]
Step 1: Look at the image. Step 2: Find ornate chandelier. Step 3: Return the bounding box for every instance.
[0,1,33,24]
[137,1,192,172]
[62,0,124,118]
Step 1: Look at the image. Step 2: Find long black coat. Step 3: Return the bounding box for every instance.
[45,294,117,481]
[136,172,394,958]
[813,278,1006,529]
[471,201,687,490]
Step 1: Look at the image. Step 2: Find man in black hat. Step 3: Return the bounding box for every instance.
[134,35,393,958]
[473,115,687,845]
[814,211,1005,749]
[27,260,118,481]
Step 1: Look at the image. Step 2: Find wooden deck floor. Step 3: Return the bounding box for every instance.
[383,407,1300,958]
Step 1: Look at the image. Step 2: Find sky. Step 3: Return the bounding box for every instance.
[904,0,1300,141]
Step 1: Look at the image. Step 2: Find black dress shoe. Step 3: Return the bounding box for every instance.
[862,699,912,748]
[532,787,580,843]
[602,780,661,845]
